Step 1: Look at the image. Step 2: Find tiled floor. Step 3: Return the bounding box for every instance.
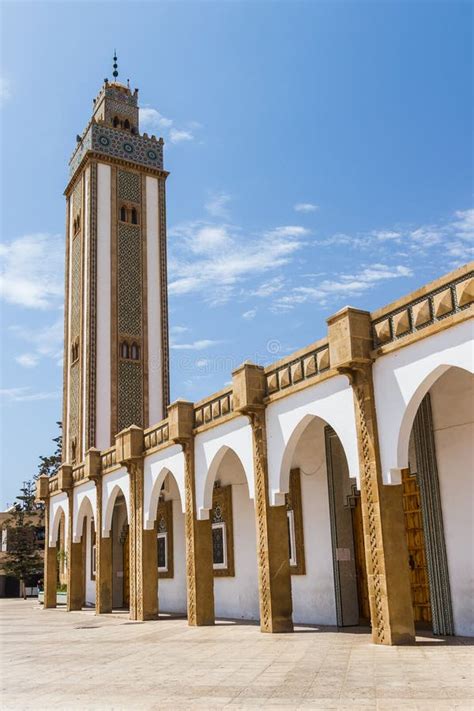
[1,600,473,710]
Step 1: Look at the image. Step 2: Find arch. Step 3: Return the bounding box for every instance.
[113,116,119,127]
[130,342,139,360]
[120,205,127,222]
[266,375,359,505]
[50,504,67,547]
[146,467,184,531]
[202,445,250,515]
[103,483,129,537]
[131,208,138,225]
[73,494,94,544]
[120,341,129,359]
[124,119,130,130]
[374,319,474,483]
[397,364,472,476]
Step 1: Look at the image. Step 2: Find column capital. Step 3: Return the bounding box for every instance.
[36,474,50,502]
[58,464,73,492]
[232,361,266,414]
[115,425,144,465]
[168,399,194,443]
[327,306,372,371]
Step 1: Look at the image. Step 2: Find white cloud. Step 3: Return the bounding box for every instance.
[205,192,232,219]
[242,308,257,320]
[139,107,173,130]
[169,128,194,144]
[0,387,60,403]
[170,325,189,335]
[294,203,319,213]
[252,276,285,298]
[274,263,413,310]
[168,222,309,302]
[139,106,198,144]
[10,318,64,366]
[0,77,11,106]
[0,233,63,309]
[371,230,402,241]
[171,339,222,351]
[16,353,39,368]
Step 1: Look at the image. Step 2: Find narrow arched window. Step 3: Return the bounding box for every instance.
[113,116,119,127]
[131,208,138,225]
[131,343,139,360]
[120,342,129,359]
[124,119,130,130]
[120,205,127,222]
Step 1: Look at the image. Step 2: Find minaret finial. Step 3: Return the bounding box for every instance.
[112,50,118,80]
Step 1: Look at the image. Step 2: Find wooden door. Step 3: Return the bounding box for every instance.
[351,497,370,622]
[123,529,130,608]
[402,468,432,625]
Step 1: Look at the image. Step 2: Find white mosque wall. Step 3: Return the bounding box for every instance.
[145,176,163,426]
[96,162,112,451]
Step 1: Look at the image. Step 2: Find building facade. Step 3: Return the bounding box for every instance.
[38,69,474,645]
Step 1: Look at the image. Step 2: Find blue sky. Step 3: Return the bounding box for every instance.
[1,1,472,507]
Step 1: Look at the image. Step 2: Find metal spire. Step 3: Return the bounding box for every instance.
[112,50,118,80]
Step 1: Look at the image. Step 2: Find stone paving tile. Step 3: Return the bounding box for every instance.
[2,600,474,711]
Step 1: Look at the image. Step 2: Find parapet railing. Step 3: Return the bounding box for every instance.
[371,265,473,349]
[100,447,117,473]
[144,419,169,451]
[264,339,331,397]
[194,389,234,428]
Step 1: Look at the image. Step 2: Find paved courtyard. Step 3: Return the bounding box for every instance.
[1,599,473,710]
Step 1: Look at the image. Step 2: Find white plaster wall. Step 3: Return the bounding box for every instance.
[143,445,185,529]
[374,319,474,483]
[65,197,74,458]
[84,512,96,606]
[430,367,474,636]
[158,477,187,614]
[289,419,337,626]
[96,163,111,451]
[195,416,254,519]
[212,452,260,620]
[145,176,163,425]
[266,375,359,505]
[49,493,69,547]
[102,467,130,536]
[72,480,96,543]
[82,167,90,458]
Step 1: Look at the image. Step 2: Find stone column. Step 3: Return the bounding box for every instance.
[233,364,293,633]
[327,307,415,645]
[116,426,158,622]
[36,475,56,609]
[169,400,214,626]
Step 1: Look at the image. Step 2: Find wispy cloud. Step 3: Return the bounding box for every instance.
[171,339,223,351]
[0,233,63,309]
[242,308,257,320]
[274,263,413,311]
[205,192,232,219]
[168,222,310,303]
[294,202,319,213]
[0,387,60,403]
[139,106,199,144]
[10,318,64,367]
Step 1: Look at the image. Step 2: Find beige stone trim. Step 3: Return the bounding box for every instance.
[141,173,149,429]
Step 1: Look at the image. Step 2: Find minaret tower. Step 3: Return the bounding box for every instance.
[63,55,169,464]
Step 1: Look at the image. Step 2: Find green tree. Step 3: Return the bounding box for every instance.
[36,421,62,479]
[3,481,43,598]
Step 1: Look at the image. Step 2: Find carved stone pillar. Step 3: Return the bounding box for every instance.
[36,475,56,609]
[328,307,415,645]
[116,426,157,621]
[233,364,293,633]
[169,400,214,626]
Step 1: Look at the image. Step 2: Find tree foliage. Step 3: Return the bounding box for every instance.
[3,481,43,586]
[36,421,62,479]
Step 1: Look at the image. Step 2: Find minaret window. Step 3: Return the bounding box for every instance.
[120,341,129,359]
[113,116,119,128]
[120,205,127,222]
[71,338,80,364]
[131,208,138,225]
[71,438,77,464]
[130,343,140,360]
[124,119,130,130]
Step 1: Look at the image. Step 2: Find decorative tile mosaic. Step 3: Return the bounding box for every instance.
[118,170,141,203]
[118,360,143,431]
[118,223,142,337]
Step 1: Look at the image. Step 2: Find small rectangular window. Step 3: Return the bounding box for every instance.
[212,522,227,570]
[157,532,168,572]
[287,510,297,567]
